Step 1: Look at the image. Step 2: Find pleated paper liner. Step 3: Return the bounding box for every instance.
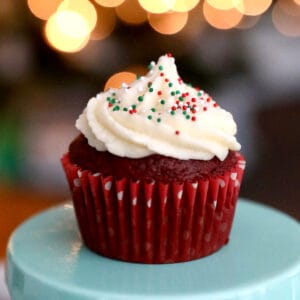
[61,153,245,264]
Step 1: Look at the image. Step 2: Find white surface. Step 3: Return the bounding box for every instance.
[0,262,10,300]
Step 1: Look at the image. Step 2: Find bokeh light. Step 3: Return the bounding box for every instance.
[45,11,90,53]
[172,0,200,12]
[57,0,97,33]
[203,1,243,30]
[206,0,235,10]
[90,6,116,40]
[94,0,125,8]
[27,0,62,20]
[294,0,300,5]
[148,11,189,34]
[272,0,300,37]
[234,0,272,16]
[236,15,260,30]
[115,0,147,25]
[138,0,176,14]
[104,72,136,90]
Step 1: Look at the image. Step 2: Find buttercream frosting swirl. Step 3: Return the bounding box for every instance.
[76,54,241,161]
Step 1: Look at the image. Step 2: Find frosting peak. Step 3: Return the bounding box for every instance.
[76,54,241,161]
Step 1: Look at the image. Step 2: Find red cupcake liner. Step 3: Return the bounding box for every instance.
[61,153,245,264]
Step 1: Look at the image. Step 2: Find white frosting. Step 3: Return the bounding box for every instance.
[76,54,241,161]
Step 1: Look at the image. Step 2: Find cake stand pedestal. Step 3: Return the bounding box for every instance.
[5,199,300,300]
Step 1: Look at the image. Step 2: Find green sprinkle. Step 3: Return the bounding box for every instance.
[170,110,175,115]
[171,91,176,96]
[136,74,141,79]
[183,111,187,115]
[176,90,180,95]
[147,115,152,120]
[149,87,154,92]
[179,96,184,101]
[187,83,193,87]
[111,99,116,104]
[112,92,116,96]
[138,96,144,102]
[113,106,120,111]
[151,108,156,112]
[160,99,165,105]
[157,118,161,123]
[147,63,153,70]
[159,65,163,71]
[123,107,128,111]
[132,104,137,109]
[148,82,152,87]
[168,82,173,87]
[106,97,111,101]
[197,91,203,96]
[185,115,191,120]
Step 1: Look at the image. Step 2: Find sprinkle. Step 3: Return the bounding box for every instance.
[179,96,184,101]
[175,130,180,135]
[138,95,144,102]
[149,87,154,92]
[148,82,152,87]
[168,82,173,87]
[185,115,191,120]
[191,116,196,121]
[167,53,172,57]
[206,97,211,102]
[171,91,175,96]
[123,107,128,111]
[203,107,207,111]
[147,115,152,120]
[136,74,141,79]
[132,104,137,109]
[113,105,120,111]
[170,110,175,115]
[160,99,166,105]
[108,103,113,108]
[157,90,162,96]
[129,109,136,114]
[160,72,164,77]
[183,111,187,115]
[112,92,116,96]
[164,78,169,82]
[157,118,161,123]
[213,103,218,107]
[159,65,163,71]
[171,106,177,110]
[176,90,180,95]
[151,107,156,112]
[191,98,196,102]
[148,61,155,70]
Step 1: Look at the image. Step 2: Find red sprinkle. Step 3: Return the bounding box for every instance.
[157,91,162,96]
[203,107,207,111]
[164,78,169,82]
[108,103,113,107]
[182,105,187,110]
[129,109,136,114]
[206,97,211,102]
[213,103,218,107]
[167,53,172,57]
[172,106,177,111]
[175,130,180,135]
[191,98,196,103]
[160,72,164,77]
[191,116,196,121]
[191,109,196,114]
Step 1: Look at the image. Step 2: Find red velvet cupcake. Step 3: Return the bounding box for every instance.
[61,54,245,263]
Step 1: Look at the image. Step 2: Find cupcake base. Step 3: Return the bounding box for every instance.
[61,153,245,264]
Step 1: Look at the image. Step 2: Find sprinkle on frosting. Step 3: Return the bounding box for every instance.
[76,54,241,160]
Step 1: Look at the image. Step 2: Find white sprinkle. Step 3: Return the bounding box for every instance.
[147,199,152,208]
[93,172,100,177]
[77,170,82,178]
[177,190,183,199]
[192,182,198,189]
[234,179,240,187]
[73,178,80,187]
[231,172,237,180]
[219,179,225,188]
[211,200,217,209]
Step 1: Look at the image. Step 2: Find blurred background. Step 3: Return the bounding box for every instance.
[1,0,300,267]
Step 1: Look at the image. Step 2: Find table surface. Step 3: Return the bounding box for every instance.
[6,198,300,300]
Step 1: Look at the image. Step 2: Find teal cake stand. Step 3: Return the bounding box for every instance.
[5,199,300,300]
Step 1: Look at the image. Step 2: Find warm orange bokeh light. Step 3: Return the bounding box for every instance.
[58,0,97,33]
[138,0,175,13]
[172,0,200,12]
[115,0,147,25]
[203,1,243,29]
[27,0,62,20]
[294,0,300,5]
[272,0,300,36]
[45,11,90,53]
[234,0,272,16]
[94,0,125,8]
[90,6,116,40]
[206,0,235,10]
[148,11,188,34]
[104,72,136,91]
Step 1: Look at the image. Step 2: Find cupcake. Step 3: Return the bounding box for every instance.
[61,54,245,264]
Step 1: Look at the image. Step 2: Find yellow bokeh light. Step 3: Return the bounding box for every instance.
[94,0,125,8]
[148,11,188,34]
[58,0,97,33]
[90,6,116,40]
[104,72,136,91]
[138,0,176,14]
[45,11,90,53]
[206,0,235,10]
[234,0,272,16]
[203,1,243,30]
[272,1,300,36]
[172,0,200,12]
[27,0,62,20]
[115,0,147,25]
